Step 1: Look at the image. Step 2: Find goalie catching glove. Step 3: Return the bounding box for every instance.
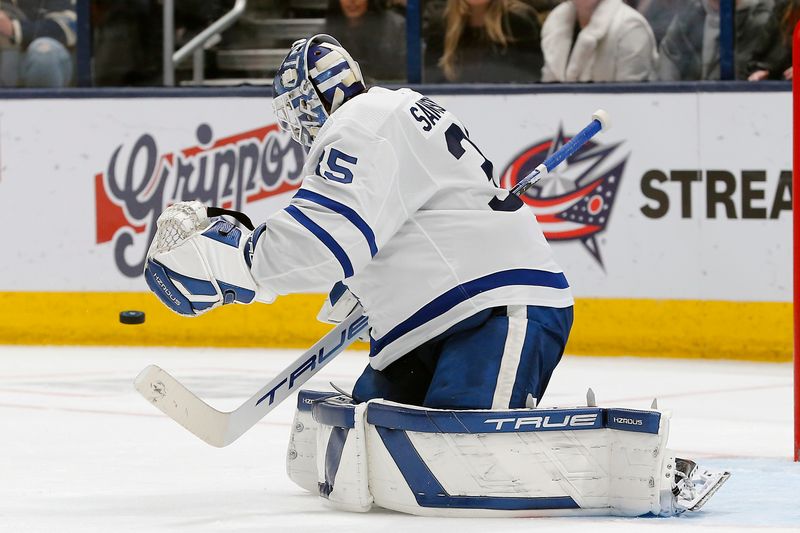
[144,201,276,316]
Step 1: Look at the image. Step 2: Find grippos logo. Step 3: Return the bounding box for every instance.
[501,126,628,267]
[95,123,305,277]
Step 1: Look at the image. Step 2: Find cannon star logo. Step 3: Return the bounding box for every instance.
[501,126,628,267]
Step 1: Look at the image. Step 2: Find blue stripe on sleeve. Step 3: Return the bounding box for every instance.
[285,205,354,278]
[294,189,379,257]
[370,268,569,357]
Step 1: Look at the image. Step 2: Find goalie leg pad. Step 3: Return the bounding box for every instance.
[286,390,338,492]
[304,396,684,517]
[362,402,674,517]
[290,392,727,517]
[286,390,374,512]
[312,395,373,512]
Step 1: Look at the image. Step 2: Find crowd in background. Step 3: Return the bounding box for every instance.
[0,0,76,87]
[270,0,800,84]
[2,0,798,87]
[265,0,800,84]
[419,0,799,83]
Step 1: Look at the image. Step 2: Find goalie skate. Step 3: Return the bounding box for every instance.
[674,458,731,512]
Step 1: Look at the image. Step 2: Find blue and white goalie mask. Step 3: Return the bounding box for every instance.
[272,34,366,149]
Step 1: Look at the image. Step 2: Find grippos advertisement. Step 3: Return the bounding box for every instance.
[94,122,304,278]
[0,91,791,303]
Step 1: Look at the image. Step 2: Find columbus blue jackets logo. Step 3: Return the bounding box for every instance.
[501,126,628,267]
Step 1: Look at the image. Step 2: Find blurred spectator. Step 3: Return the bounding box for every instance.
[425,0,543,83]
[540,0,657,82]
[92,0,232,86]
[657,0,775,81]
[422,0,447,32]
[528,0,567,15]
[92,1,159,86]
[325,0,406,81]
[387,0,407,15]
[748,0,798,80]
[636,0,689,44]
[0,1,76,87]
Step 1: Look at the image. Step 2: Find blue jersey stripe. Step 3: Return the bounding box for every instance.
[285,205,354,278]
[370,268,569,357]
[294,189,378,257]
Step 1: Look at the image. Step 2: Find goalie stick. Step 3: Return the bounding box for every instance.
[135,305,367,447]
[134,109,610,447]
[511,109,610,196]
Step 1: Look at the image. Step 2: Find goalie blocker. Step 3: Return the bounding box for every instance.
[286,390,730,517]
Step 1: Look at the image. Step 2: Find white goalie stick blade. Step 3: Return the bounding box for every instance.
[134,305,368,447]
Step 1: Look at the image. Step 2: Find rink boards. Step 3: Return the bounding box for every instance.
[0,86,790,360]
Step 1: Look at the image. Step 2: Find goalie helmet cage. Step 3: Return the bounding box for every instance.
[794,21,800,462]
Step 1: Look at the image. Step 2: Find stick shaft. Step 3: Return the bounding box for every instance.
[226,307,367,443]
[510,116,604,196]
[135,305,367,446]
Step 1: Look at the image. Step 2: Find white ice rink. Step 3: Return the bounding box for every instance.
[1,345,798,533]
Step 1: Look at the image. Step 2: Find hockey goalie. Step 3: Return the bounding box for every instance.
[142,34,729,517]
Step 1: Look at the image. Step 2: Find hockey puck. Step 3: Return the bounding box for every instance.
[120,310,145,325]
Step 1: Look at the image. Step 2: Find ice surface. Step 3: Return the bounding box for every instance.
[1,346,797,532]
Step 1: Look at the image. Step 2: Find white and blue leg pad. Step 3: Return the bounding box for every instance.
[286,390,373,512]
[286,390,338,493]
[286,390,680,517]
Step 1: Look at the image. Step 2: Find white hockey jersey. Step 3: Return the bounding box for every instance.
[252,87,573,370]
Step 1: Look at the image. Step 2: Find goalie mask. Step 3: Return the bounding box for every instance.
[272,34,366,149]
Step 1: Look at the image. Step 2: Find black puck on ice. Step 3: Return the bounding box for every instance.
[120,310,145,325]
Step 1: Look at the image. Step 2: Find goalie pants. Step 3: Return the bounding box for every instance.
[353,304,573,409]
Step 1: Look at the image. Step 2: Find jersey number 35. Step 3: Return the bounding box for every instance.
[316,147,358,184]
